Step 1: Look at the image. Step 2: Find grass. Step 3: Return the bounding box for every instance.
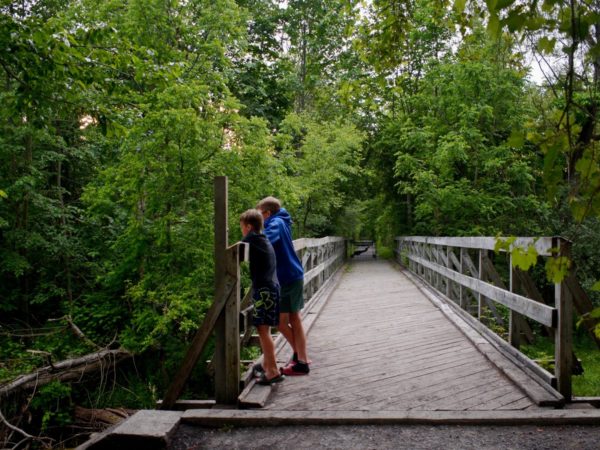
[376,245,394,260]
[522,332,600,396]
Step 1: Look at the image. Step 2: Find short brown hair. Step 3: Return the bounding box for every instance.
[239,209,263,232]
[256,196,281,214]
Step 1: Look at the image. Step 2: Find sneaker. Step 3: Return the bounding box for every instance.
[285,353,312,369]
[257,373,285,386]
[252,363,264,378]
[280,361,309,376]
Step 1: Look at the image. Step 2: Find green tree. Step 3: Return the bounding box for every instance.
[274,113,364,236]
[229,0,296,127]
[283,0,359,114]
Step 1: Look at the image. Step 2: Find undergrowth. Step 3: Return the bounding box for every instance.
[522,332,600,397]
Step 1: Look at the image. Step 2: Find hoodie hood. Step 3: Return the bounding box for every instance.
[263,207,304,285]
[269,208,292,226]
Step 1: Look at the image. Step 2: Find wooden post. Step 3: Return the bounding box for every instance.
[436,246,443,292]
[554,237,573,400]
[509,254,521,349]
[426,244,433,285]
[476,250,482,320]
[160,176,241,409]
[445,247,451,298]
[213,177,241,405]
[459,248,467,310]
[434,245,438,289]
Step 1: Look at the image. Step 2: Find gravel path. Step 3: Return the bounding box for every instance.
[169,424,600,449]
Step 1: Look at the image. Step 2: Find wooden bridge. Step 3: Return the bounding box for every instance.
[80,178,600,449]
[228,236,584,414]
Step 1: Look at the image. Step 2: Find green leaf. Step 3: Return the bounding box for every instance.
[0,190,7,199]
[495,0,516,9]
[494,236,514,253]
[505,12,527,32]
[545,256,571,283]
[511,245,538,271]
[507,130,524,147]
[454,0,467,14]
[486,0,498,11]
[487,13,501,36]
[591,281,600,292]
[537,37,556,54]
[524,16,545,31]
[542,0,558,13]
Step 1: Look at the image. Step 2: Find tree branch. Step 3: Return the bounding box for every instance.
[0,408,53,449]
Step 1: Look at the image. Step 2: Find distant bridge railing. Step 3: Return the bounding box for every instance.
[394,236,598,402]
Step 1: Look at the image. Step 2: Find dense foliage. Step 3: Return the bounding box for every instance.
[1,0,599,446]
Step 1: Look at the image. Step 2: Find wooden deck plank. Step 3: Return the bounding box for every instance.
[498,397,536,410]
[267,351,485,410]
[310,334,468,363]
[421,381,519,411]
[364,363,502,407]
[329,366,495,411]
[260,260,546,412]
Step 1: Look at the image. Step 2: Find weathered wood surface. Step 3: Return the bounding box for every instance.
[182,408,600,426]
[408,253,556,327]
[401,268,562,406]
[262,259,544,412]
[396,236,554,256]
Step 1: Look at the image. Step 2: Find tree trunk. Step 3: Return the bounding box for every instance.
[0,349,132,398]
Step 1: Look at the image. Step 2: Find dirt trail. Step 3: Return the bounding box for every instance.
[169,424,600,449]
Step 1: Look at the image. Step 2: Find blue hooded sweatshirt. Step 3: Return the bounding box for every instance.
[263,208,304,285]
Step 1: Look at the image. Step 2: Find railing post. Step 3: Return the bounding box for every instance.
[445,246,451,298]
[459,248,467,309]
[477,250,483,321]
[214,176,241,405]
[509,254,521,349]
[554,237,573,400]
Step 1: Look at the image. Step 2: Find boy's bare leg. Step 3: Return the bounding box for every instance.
[257,325,279,379]
[278,312,296,355]
[289,312,308,363]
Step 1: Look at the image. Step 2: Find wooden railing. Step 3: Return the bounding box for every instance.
[239,236,346,367]
[294,236,347,300]
[160,177,346,409]
[394,236,581,400]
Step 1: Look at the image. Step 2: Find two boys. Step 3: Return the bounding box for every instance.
[240,197,310,384]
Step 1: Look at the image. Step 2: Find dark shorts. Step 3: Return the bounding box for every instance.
[280,279,304,314]
[252,286,280,327]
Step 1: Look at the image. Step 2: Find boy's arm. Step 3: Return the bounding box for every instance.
[263,219,282,244]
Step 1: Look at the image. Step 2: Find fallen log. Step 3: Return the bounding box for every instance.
[74,406,135,427]
[0,348,132,398]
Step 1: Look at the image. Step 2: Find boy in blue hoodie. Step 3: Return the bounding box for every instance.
[240,209,285,385]
[257,197,310,375]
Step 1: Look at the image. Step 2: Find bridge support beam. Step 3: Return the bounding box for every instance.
[214,176,241,405]
[554,238,573,401]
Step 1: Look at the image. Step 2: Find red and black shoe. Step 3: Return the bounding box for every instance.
[280,360,310,376]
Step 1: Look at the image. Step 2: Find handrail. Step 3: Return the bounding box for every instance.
[400,236,556,256]
[395,236,574,400]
